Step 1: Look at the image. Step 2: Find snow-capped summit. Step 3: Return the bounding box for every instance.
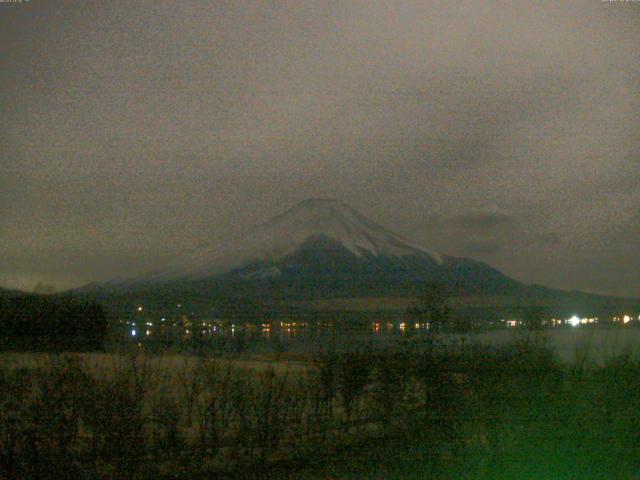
[141,198,440,283]
[253,198,438,259]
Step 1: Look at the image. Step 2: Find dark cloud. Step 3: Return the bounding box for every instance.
[534,232,563,247]
[1,0,639,296]
[461,237,506,256]
[412,207,518,258]
[447,210,517,231]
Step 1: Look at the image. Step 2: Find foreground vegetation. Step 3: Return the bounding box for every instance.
[1,335,640,479]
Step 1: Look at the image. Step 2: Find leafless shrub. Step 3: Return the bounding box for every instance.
[81,353,154,477]
[336,350,372,424]
[199,361,238,458]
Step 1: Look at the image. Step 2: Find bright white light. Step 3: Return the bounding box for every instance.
[623,315,631,324]
[569,315,580,327]
[137,306,143,312]
[146,330,150,336]
[131,329,137,336]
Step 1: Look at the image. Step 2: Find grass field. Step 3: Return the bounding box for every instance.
[2,334,640,479]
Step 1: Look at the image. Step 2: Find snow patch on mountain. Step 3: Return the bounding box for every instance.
[240,265,282,280]
[140,198,441,282]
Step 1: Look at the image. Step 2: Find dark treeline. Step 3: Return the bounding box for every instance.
[0,294,107,351]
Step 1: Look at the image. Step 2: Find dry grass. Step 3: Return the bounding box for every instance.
[0,351,309,374]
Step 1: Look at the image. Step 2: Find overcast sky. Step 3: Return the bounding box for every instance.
[1,0,639,296]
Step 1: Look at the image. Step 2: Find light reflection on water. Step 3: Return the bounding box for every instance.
[255,323,640,362]
[123,318,640,362]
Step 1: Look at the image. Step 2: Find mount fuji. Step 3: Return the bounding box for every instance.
[142,198,440,282]
[79,198,637,318]
[96,198,522,300]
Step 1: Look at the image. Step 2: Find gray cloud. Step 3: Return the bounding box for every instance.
[1,0,639,296]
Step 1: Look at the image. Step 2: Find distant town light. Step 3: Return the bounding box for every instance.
[137,306,143,312]
[131,329,137,336]
[623,315,631,324]
[569,315,580,327]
